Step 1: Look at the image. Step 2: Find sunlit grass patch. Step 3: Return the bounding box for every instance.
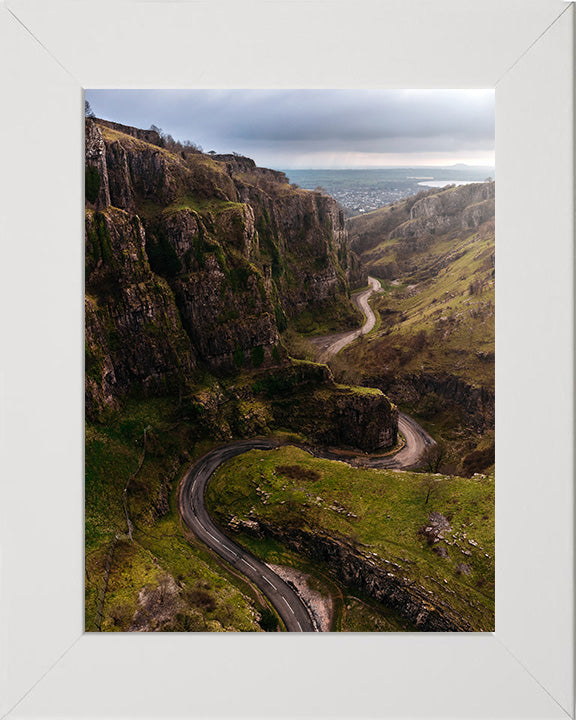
[207,446,495,630]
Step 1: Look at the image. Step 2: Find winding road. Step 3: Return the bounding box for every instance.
[309,412,434,470]
[309,275,435,467]
[310,276,383,362]
[178,275,434,631]
[179,439,317,632]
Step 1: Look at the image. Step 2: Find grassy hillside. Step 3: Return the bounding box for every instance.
[207,446,495,631]
[340,183,495,474]
[85,356,399,631]
[346,227,494,388]
[85,397,273,632]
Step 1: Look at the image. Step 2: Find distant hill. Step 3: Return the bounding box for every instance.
[348,181,494,266]
[343,182,495,474]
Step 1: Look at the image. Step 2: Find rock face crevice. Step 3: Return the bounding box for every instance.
[84,119,392,450]
[230,519,474,631]
[85,207,197,415]
[368,372,494,433]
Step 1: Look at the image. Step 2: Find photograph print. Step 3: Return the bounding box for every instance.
[85,89,495,632]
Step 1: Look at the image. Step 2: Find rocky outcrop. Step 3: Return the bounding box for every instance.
[236,178,360,313]
[89,119,359,314]
[251,361,397,452]
[231,519,474,631]
[85,296,118,417]
[92,125,238,213]
[85,119,372,422]
[368,371,494,433]
[348,182,495,255]
[396,183,494,239]
[211,153,288,186]
[85,120,111,208]
[273,387,398,452]
[461,199,494,230]
[172,255,279,371]
[333,391,398,450]
[105,140,135,212]
[85,207,197,415]
[96,119,164,147]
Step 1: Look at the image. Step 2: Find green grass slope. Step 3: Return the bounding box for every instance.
[85,397,272,632]
[346,226,495,389]
[207,446,494,631]
[340,184,495,474]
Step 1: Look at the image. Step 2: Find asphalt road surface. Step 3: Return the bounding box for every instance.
[311,276,383,362]
[390,413,436,468]
[308,413,435,470]
[178,420,434,633]
[179,275,435,631]
[179,439,317,632]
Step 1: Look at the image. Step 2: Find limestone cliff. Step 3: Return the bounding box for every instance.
[227,518,474,631]
[401,182,494,239]
[348,181,495,260]
[85,207,196,417]
[85,119,373,432]
[345,182,495,452]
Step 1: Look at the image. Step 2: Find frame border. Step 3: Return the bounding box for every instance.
[0,1,573,718]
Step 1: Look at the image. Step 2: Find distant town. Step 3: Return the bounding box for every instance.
[283,167,495,216]
[326,184,423,214]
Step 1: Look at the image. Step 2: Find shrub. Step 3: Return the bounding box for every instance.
[419,392,442,419]
[185,588,217,612]
[280,328,315,361]
[233,345,245,367]
[421,441,448,473]
[258,607,278,631]
[85,166,100,204]
[469,279,484,296]
[251,346,265,367]
[276,465,321,482]
[261,372,294,396]
[462,444,495,475]
[412,329,428,352]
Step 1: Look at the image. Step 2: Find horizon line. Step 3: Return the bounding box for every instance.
[277,165,496,171]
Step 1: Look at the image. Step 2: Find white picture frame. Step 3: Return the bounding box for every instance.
[0,0,573,718]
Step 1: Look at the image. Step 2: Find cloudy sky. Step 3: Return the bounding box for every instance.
[86,89,494,170]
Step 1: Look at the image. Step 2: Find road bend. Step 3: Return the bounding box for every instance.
[307,413,435,471]
[179,439,317,632]
[312,275,383,363]
[309,273,436,468]
[178,416,434,633]
[179,275,435,631]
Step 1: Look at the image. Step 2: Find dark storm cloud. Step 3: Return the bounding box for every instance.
[85,89,494,166]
